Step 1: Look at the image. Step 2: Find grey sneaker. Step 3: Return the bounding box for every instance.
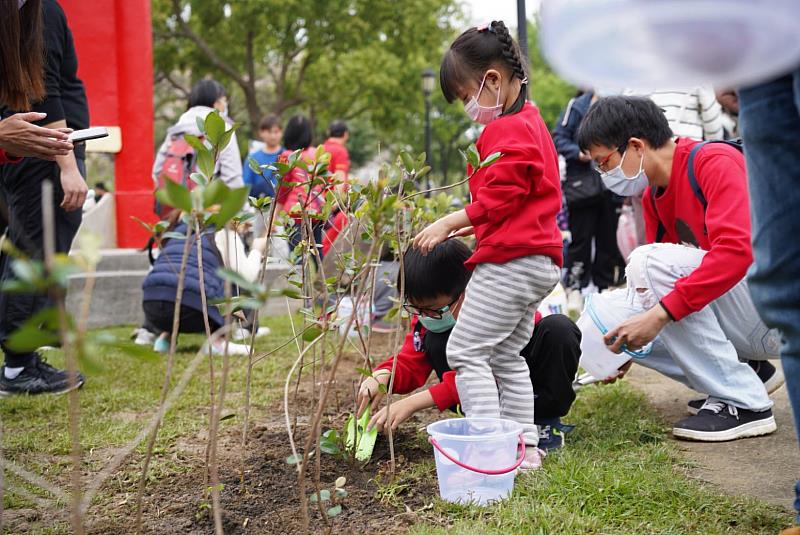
[686,360,784,415]
[0,356,85,396]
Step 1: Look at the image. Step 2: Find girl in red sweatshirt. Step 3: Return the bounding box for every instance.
[413,20,563,470]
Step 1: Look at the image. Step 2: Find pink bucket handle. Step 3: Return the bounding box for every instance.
[428,433,525,475]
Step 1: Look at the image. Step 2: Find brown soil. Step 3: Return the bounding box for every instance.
[81,342,446,535]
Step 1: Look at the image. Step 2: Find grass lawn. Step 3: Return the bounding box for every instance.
[1,314,793,534]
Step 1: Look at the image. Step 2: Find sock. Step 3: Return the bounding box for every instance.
[4,366,25,380]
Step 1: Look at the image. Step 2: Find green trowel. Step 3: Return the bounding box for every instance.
[345,406,378,462]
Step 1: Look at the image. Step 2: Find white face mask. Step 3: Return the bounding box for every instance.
[601,148,649,197]
[464,73,502,125]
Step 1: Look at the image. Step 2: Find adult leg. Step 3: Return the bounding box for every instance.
[565,202,595,289]
[447,255,560,446]
[626,243,771,411]
[739,67,800,523]
[592,193,625,290]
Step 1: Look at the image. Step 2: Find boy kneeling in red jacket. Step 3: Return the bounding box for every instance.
[356,239,580,450]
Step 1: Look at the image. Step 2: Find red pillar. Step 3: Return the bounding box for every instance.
[60,0,155,248]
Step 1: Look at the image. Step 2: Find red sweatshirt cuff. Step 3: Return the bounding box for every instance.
[464,201,489,226]
[660,290,694,322]
[0,150,22,164]
[429,371,460,411]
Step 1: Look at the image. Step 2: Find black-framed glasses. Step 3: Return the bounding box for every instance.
[403,296,460,319]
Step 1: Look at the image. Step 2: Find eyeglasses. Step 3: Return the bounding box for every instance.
[595,142,628,173]
[403,296,460,319]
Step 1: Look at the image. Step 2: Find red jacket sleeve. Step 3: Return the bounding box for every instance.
[660,152,753,320]
[464,137,541,227]
[0,149,22,164]
[373,318,460,411]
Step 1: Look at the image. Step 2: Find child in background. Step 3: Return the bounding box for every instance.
[413,20,563,469]
[242,114,283,200]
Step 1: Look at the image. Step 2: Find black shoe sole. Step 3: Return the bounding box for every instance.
[0,378,85,397]
[673,415,777,442]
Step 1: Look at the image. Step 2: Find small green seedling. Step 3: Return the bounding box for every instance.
[345,407,378,462]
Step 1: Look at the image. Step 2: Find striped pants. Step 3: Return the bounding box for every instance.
[446,255,561,446]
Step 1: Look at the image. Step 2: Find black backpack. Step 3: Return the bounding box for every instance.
[652,139,744,243]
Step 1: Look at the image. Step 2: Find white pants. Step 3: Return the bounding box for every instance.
[592,243,779,411]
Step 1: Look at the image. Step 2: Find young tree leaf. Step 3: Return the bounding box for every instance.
[334,476,346,488]
[204,111,225,146]
[196,149,215,179]
[326,505,342,517]
[184,134,207,152]
[216,267,259,293]
[302,327,323,342]
[190,172,208,187]
[309,489,331,503]
[203,178,230,208]
[210,187,249,227]
[479,151,503,169]
[163,179,193,212]
[286,453,303,465]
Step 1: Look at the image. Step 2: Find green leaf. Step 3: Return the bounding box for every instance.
[463,144,480,170]
[326,505,342,517]
[189,172,208,187]
[479,151,503,169]
[110,341,160,362]
[309,489,331,503]
[10,259,41,284]
[203,178,230,208]
[335,488,348,498]
[5,308,60,352]
[197,149,215,179]
[219,413,236,422]
[218,127,236,152]
[210,187,249,227]
[248,157,263,175]
[302,327,323,342]
[204,110,225,146]
[161,179,193,212]
[184,134,207,153]
[280,288,303,300]
[216,267,259,293]
[354,367,372,378]
[286,453,303,465]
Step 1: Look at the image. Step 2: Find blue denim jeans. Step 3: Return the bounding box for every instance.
[739,66,800,523]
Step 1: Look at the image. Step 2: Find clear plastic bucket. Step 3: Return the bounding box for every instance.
[541,0,800,90]
[426,417,524,506]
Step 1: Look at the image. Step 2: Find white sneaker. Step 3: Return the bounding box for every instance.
[231,326,271,341]
[519,446,546,471]
[203,340,251,356]
[133,328,156,346]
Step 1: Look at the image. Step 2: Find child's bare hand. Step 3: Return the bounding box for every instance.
[449,226,474,238]
[413,219,451,254]
[368,396,417,433]
[356,373,389,417]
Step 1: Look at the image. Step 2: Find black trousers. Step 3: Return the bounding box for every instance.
[0,158,84,368]
[425,314,582,420]
[142,300,222,335]
[566,193,625,290]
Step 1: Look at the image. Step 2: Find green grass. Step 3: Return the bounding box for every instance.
[2,316,793,534]
[408,382,791,534]
[1,315,302,513]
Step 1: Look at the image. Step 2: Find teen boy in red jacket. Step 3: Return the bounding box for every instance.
[576,96,783,442]
[356,240,580,450]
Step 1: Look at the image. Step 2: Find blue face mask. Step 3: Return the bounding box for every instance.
[418,307,457,333]
[585,294,653,359]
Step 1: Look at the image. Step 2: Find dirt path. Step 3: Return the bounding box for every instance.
[626,362,799,511]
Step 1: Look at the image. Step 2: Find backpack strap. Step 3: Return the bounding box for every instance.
[687,139,744,237]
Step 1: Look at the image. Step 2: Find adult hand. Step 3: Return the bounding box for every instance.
[368,395,419,434]
[356,372,389,417]
[413,218,452,254]
[60,167,88,211]
[601,359,634,384]
[604,305,670,353]
[0,113,73,160]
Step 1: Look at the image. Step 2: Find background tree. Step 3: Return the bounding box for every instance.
[152,0,460,157]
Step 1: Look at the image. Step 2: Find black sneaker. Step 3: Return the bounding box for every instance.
[673,400,776,441]
[686,360,784,415]
[0,357,85,396]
